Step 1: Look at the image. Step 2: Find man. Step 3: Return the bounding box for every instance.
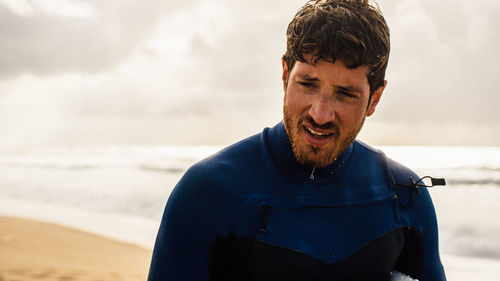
[148,0,446,280]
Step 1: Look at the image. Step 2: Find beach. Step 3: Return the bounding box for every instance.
[1,144,499,280]
[0,216,151,281]
[2,214,500,281]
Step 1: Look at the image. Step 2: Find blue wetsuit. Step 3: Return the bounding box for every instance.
[148,122,446,281]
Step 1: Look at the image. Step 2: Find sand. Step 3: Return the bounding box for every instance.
[2,215,499,281]
[0,216,152,281]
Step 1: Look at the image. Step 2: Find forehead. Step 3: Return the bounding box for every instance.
[291,59,370,92]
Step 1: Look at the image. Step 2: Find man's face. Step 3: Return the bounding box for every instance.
[282,55,385,168]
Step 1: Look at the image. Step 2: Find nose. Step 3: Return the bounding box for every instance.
[308,94,336,125]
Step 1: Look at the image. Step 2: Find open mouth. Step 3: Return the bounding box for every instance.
[303,126,335,147]
[304,126,334,138]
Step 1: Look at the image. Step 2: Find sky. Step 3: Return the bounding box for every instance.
[0,0,499,147]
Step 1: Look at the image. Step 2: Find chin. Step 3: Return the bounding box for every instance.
[295,141,338,168]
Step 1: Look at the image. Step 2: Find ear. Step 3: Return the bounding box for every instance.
[282,59,289,92]
[366,80,387,117]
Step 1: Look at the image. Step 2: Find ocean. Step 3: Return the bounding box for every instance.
[1,144,499,279]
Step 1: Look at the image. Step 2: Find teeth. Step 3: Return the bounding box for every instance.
[306,127,331,136]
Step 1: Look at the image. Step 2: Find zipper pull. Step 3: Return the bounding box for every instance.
[310,167,316,180]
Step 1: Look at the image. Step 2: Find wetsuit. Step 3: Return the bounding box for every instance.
[148,122,446,281]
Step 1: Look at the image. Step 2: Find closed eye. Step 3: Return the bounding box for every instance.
[299,81,316,88]
[339,91,356,98]
[336,85,362,99]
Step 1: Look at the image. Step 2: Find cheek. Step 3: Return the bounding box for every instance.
[337,105,367,126]
[285,90,310,113]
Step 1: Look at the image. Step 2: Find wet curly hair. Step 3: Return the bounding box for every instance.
[283,0,390,95]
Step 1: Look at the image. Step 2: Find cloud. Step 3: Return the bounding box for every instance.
[0,0,194,78]
[374,0,500,132]
[0,0,96,18]
[0,0,499,146]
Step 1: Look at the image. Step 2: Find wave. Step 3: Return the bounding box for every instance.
[0,161,191,174]
[139,165,185,174]
[475,166,500,172]
[0,162,102,170]
[437,166,500,172]
[0,145,221,172]
[445,178,500,187]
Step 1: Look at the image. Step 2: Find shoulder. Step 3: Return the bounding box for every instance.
[354,140,419,183]
[367,145,439,229]
[172,129,270,198]
[350,140,418,181]
[353,139,384,155]
[189,130,265,178]
[353,140,432,204]
[351,144,445,280]
[352,139,393,168]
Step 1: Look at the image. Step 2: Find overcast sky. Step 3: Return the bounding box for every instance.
[0,0,499,147]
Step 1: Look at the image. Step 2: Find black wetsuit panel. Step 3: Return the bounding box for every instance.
[209,227,425,281]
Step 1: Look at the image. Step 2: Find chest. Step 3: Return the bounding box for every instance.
[251,196,400,262]
[209,196,406,281]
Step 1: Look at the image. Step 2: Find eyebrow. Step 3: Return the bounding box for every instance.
[296,73,364,93]
[296,74,319,82]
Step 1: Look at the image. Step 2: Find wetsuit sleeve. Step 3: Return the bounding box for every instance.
[395,183,447,280]
[147,164,229,281]
[414,186,447,281]
[388,157,446,281]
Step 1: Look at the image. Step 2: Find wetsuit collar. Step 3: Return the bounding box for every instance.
[267,122,353,182]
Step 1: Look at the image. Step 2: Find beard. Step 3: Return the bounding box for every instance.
[283,103,364,168]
